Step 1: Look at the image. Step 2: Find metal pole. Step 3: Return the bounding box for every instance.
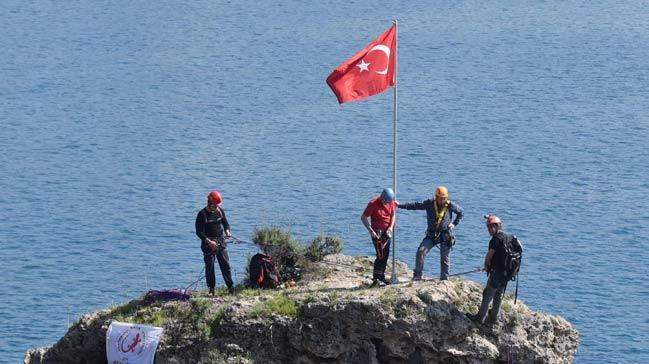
[390,19,399,284]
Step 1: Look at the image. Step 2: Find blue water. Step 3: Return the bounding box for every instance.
[1,1,648,363]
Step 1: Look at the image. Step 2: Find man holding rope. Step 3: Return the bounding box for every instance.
[361,188,397,287]
[195,191,235,295]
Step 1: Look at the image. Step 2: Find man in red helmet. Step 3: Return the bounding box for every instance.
[467,215,511,325]
[195,191,234,295]
[398,185,463,280]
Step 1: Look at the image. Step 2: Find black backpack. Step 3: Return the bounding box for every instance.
[248,253,280,288]
[503,235,523,281]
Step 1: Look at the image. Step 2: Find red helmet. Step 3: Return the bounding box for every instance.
[208,191,222,205]
[485,215,501,226]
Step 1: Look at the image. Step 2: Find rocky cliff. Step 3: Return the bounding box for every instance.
[25,254,578,363]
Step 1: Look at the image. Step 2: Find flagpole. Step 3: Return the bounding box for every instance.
[390,19,399,284]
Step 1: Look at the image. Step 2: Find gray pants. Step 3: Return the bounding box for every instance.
[413,234,452,280]
[476,274,508,324]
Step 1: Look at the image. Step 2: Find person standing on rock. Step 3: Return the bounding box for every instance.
[397,185,463,280]
[467,215,511,325]
[195,191,235,295]
[361,188,397,286]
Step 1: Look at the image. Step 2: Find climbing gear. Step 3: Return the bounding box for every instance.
[183,266,206,293]
[248,253,280,288]
[448,267,483,277]
[380,188,395,202]
[435,185,448,198]
[203,237,226,255]
[485,214,501,226]
[434,200,450,232]
[208,191,222,205]
[503,235,523,282]
[495,234,523,304]
[372,230,390,260]
[229,236,257,246]
[514,275,519,304]
[144,289,191,302]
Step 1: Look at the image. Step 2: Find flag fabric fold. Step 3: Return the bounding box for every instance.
[326,24,396,104]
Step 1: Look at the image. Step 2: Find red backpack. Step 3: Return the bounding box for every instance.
[249,253,280,288]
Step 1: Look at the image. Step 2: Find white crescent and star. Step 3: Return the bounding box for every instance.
[356,45,391,74]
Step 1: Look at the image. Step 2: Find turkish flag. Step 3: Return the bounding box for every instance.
[326,24,396,104]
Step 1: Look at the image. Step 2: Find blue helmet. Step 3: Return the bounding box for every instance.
[380,188,395,203]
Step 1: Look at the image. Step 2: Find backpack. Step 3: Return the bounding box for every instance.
[248,253,280,288]
[503,235,523,281]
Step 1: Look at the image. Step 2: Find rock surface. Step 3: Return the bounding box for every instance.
[25,254,579,363]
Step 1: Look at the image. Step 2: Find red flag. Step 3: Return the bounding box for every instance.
[326,24,396,104]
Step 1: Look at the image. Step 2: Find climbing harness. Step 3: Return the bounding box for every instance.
[434,200,449,232]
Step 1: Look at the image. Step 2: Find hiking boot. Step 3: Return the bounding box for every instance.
[466,313,483,324]
[228,287,235,295]
[412,275,422,281]
[379,278,392,285]
[370,279,379,287]
[485,320,499,332]
[208,288,215,296]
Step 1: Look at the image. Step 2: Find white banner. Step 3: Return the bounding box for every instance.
[106,321,164,364]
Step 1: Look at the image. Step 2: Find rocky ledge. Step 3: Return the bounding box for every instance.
[25,254,578,363]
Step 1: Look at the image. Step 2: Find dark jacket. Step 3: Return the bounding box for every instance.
[398,199,463,236]
[488,231,509,274]
[195,207,230,244]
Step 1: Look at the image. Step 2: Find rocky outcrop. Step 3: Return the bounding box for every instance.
[25,254,579,363]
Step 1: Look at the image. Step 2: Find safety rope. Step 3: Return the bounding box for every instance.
[183,266,206,293]
[447,267,483,277]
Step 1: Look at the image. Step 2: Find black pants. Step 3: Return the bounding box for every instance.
[203,247,233,289]
[373,234,391,280]
[476,273,508,324]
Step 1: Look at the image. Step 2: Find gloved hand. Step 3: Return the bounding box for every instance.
[370,230,379,240]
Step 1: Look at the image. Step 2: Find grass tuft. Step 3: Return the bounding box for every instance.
[247,294,298,319]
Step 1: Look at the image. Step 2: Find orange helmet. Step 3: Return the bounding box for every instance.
[485,215,501,226]
[435,185,448,198]
[208,191,222,205]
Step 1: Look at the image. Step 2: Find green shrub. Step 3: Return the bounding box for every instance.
[209,308,228,334]
[252,227,302,253]
[501,301,512,314]
[416,289,433,305]
[238,288,262,298]
[305,235,343,261]
[248,294,298,319]
[252,227,305,281]
[110,299,143,319]
[380,288,400,308]
[111,302,167,327]
[327,290,340,303]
